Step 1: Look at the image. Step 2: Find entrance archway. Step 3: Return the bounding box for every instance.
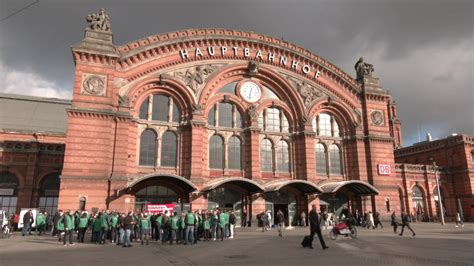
[412,185,425,221]
[128,174,197,214]
[202,177,264,227]
[264,180,322,226]
[319,180,379,219]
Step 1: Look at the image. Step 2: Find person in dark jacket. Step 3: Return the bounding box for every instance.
[22,210,34,236]
[309,204,328,250]
[390,211,398,233]
[399,211,416,237]
[123,212,135,247]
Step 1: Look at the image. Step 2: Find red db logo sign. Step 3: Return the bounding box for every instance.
[378,164,391,175]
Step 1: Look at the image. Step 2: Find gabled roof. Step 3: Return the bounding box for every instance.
[0,93,71,135]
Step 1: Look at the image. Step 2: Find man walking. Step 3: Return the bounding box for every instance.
[22,210,33,236]
[309,204,329,250]
[399,211,416,237]
[276,210,285,237]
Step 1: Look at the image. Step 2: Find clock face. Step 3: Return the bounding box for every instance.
[239,81,262,103]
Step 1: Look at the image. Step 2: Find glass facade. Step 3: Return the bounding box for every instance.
[260,139,273,171]
[228,136,242,170]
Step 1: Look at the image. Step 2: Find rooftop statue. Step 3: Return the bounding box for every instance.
[354,57,374,82]
[86,8,111,32]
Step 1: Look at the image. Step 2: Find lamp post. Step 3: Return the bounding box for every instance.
[432,160,445,225]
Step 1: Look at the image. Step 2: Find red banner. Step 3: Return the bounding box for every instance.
[146,204,175,214]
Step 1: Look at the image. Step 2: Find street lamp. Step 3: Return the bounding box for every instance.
[431,159,445,225]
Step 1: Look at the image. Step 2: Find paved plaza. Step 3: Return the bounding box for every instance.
[0,223,473,266]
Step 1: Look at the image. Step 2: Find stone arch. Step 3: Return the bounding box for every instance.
[127,77,196,119]
[204,94,247,122]
[308,99,357,136]
[199,64,305,125]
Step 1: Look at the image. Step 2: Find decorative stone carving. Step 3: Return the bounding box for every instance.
[354,57,374,82]
[285,76,323,107]
[247,61,259,75]
[82,74,106,96]
[191,103,204,114]
[371,110,384,126]
[353,108,363,128]
[248,105,260,122]
[86,8,111,32]
[118,94,130,107]
[174,65,218,93]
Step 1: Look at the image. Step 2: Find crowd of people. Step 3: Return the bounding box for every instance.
[17,208,239,247]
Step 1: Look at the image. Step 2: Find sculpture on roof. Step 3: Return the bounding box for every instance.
[354,57,374,82]
[86,8,111,32]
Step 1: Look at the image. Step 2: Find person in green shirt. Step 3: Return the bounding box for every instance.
[185,210,195,245]
[139,213,151,245]
[169,212,179,244]
[92,213,102,243]
[62,210,75,246]
[99,211,109,245]
[77,212,89,243]
[156,214,163,241]
[203,213,211,241]
[178,213,186,244]
[56,210,65,243]
[36,211,46,236]
[218,210,226,241]
[110,212,119,243]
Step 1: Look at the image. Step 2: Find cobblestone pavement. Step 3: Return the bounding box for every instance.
[0,223,473,266]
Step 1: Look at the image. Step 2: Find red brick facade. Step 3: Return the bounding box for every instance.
[2,26,472,223]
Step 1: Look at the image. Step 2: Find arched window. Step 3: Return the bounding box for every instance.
[208,102,243,129]
[316,143,327,175]
[259,107,290,133]
[161,131,177,167]
[39,173,60,215]
[0,172,18,217]
[208,105,216,126]
[276,141,290,172]
[314,113,341,137]
[139,129,157,166]
[218,103,233,128]
[319,114,332,136]
[260,139,273,171]
[209,135,224,169]
[329,145,342,175]
[139,98,149,120]
[228,136,242,170]
[152,95,169,121]
[139,94,180,123]
[266,108,280,132]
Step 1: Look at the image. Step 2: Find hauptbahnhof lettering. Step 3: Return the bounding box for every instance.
[1,14,473,224]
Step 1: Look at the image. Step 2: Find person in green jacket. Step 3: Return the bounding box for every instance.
[169,212,179,244]
[110,212,119,243]
[99,211,109,245]
[92,213,102,243]
[203,213,211,241]
[178,213,185,244]
[36,211,46,236]
[156,214,163,241]
[224,210,231,239]
[139,213,151,245]
[62,210,75,246]
[185,210,195,245]
[77,212,89,243]
[218,210,226,241]
[56,210,65,242]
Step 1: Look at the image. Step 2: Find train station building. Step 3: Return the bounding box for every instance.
[1,10,472,223]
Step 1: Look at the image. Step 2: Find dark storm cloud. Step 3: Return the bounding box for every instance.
[0,0,472,145]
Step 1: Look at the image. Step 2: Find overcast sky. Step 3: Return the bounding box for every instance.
[0,0,472,146]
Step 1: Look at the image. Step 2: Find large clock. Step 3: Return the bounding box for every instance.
[238,81,262,103]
